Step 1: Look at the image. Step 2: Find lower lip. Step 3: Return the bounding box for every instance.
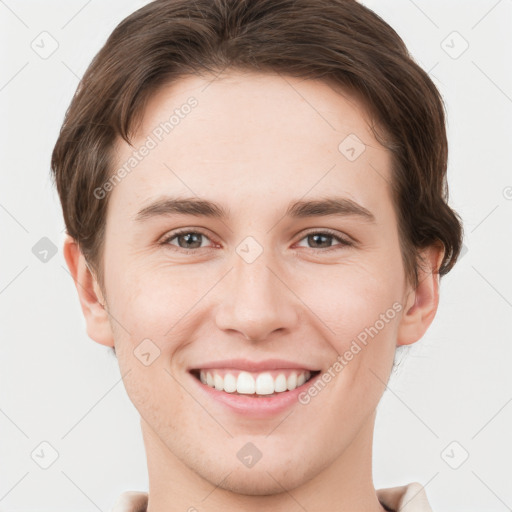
[189,371,321,418]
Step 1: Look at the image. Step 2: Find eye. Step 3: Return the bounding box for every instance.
[160,228,354,253]
[161,229,214,251]
[295,230,353,251]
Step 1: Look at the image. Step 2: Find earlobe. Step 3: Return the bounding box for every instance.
[62,235,114,348]
[396,244,445,346]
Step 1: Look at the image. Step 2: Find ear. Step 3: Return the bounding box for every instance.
[63,234,114,347]
[397,243,445,346]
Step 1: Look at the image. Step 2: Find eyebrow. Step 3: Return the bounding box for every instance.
[134,195,375,223]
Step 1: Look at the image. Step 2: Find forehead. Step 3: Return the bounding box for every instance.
[136,70,378,158]
[110,70,393,220]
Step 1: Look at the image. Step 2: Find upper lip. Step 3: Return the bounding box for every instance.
[189,358,320,373]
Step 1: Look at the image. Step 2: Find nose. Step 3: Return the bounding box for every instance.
[215,248,299,342]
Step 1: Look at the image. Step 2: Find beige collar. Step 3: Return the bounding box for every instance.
[110,482,433,512]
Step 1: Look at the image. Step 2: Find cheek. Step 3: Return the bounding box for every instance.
[106,260,209,344]
[107,246,404,350]
[298,260,403,390]
[305,260,403,335]
[295,267,401,424]
[107,271,191,430]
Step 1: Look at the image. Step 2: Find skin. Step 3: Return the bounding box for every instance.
[64,70,443,511]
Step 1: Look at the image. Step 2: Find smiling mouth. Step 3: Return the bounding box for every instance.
[190,368,321,396]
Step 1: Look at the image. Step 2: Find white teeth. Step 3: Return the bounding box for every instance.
[214,373,223,391]
[287,372,297,390]
[198,369,313,395]
[237,371,255,394]
[255,372,274,395]
[274,373,287,392]
[223,373,237,393]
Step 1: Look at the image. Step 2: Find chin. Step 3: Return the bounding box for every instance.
[216,470,300,496]
[197,456,314,497]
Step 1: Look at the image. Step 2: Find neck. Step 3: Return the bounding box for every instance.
[142,410,386,512]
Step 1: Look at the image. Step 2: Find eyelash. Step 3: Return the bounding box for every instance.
[159,228,354,254]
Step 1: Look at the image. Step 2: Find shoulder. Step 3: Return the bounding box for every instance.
[377,481,433,512]
[109,491,148,512]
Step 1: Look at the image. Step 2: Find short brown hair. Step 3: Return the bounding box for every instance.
[51,0,463,288]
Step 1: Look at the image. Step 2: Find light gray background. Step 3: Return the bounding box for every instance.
[1,0,511,510]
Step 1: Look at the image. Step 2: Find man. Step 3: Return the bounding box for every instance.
[52,1,463,510]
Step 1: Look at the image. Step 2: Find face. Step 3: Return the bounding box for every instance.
[85,71,427,495]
